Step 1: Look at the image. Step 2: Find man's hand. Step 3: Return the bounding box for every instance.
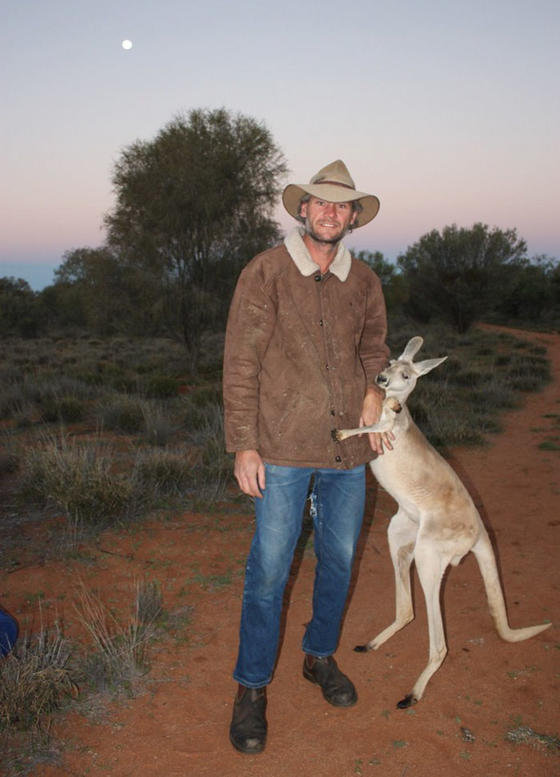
[234,450,266,498]
[360,388,394,455]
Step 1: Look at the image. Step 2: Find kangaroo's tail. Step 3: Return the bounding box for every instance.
[472,528,551,642]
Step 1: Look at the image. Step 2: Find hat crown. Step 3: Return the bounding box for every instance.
[310,159,356,190]
[282,159,380,228]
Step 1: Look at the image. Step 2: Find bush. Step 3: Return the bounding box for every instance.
[135,448,196,499]
[141,402,176,446]
[142,375,179,398]
[40,396,86,424]
[188,404,233,502]
[73,579,163,691]
[98,398,145,433]
[17,435,138,538]
[0,623,76,732]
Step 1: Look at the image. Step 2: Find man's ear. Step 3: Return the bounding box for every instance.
[299,200,308,220]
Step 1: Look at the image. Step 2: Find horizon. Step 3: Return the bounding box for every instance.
[1,215,557,292]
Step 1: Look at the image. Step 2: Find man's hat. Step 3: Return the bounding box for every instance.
[282,159,380,228]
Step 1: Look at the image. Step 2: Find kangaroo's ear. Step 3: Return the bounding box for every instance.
[414,356,447,376]
[398,336,423,362]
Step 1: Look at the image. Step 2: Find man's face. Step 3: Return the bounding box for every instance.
[300,196,358,245]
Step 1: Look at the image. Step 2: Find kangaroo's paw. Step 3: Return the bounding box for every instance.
[385,397,402,413]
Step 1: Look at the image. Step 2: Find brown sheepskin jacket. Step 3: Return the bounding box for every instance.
[223,228,390,469]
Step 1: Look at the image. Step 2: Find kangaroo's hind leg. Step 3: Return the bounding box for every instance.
[355,508,418,653]
[396,534,454,708]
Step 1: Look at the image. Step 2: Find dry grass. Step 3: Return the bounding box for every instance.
[73,579,163,692]
[0,581,164,776]
[0,619,77,733]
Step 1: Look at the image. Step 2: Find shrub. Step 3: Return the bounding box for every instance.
[135,448,196,499]
[0,622,76,732]
[142,375,179,398]
[452,370,489,388]
[17,435,138,538]
[0,387,24,420]
[73,579,162,691]
[141,402,176,446]
[98,398,145,433]
[40,396,86,424]
[188,404,233,502]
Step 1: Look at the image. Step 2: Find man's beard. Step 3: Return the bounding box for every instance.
[304,218,349,245]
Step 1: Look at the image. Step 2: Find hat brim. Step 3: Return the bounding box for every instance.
[282,183,380,228]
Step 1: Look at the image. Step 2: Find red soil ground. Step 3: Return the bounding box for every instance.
[2,326,559,777]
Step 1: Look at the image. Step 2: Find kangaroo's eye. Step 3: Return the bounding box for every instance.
[402,373,409,380]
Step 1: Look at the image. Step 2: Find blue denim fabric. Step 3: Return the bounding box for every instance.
[233,463,366,688]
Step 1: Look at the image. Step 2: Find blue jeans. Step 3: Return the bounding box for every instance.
[233,463,366,688]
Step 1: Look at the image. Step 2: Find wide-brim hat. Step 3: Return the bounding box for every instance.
[282,159,380,228]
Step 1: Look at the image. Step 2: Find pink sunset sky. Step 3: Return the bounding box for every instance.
[2,0,558,289]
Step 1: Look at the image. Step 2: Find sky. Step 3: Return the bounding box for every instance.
[1,0,559,290]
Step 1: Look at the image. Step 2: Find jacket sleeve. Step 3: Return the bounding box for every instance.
[222,261,276,452]
[358,271,390,388]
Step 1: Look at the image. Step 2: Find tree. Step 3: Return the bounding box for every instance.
[53,246,141,334]
[494,254,560,326]
[104,108,287,364]
[397,224,527,332]
[0,277,40,337]
[354,250,408,310]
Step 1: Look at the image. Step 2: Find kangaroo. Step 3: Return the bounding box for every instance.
[335,336,551,708]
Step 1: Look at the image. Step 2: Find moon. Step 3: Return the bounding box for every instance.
[121,39,133,50]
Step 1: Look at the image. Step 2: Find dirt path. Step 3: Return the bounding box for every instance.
[3,327,559,777]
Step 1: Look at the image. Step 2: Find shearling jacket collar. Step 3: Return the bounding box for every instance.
[284,227,352,282]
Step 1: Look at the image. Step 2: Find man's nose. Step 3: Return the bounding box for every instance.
[324,202,337,216]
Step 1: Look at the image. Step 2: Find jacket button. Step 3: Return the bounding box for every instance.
[314,274,321,282]
[335,455,342,463]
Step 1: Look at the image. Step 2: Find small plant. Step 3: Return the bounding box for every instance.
[0,621,77,732]
[135,448,197,499]
[142,374,179,398]
[141,402,176,446]
[98,397,145,433]
[40,395,86,424]
[189,405,233,502]
[16,434,138,543]
[506,725,560,752]
[73,579,163,692]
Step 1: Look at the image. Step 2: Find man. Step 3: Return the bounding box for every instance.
[223,160,390,754]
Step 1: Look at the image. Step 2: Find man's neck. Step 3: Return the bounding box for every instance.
[302,233,340,274]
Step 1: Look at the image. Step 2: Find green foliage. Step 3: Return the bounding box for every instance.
[492,254,560,330]
[134,448,196,498]
[17,435,138,533]
[354,250,408,310]
[98,397,146,433]
[386,319,551,447]
[0,277,41,337]
[141,374,179,398]
[104,107,287,363]
[397,223,527,332]
[51,247,126,334]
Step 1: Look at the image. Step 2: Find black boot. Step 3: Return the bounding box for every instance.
[303,654,357,707]
[229,684,267,754]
